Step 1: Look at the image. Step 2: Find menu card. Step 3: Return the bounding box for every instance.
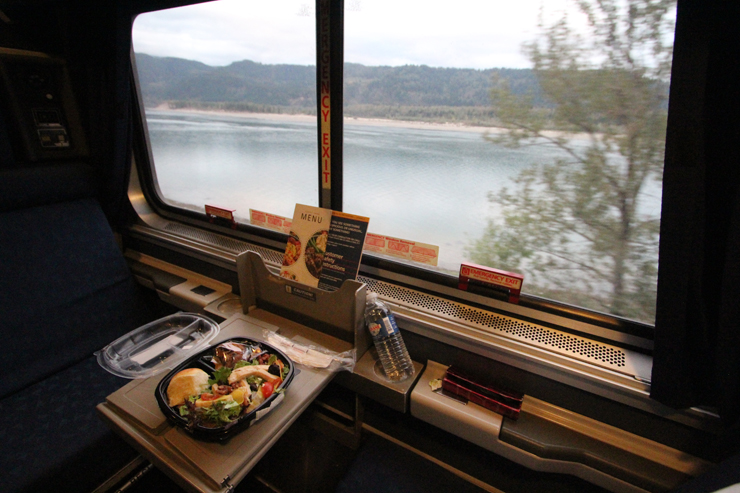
[317,211,370,291]
[280,204,369,291]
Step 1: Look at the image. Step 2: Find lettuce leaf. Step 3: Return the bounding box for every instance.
[209,366,232,386]
[200,400,241,425]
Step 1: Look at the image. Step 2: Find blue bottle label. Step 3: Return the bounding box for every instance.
[368,315,399,339]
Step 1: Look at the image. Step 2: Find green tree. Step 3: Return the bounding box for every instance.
[468,0,676,322]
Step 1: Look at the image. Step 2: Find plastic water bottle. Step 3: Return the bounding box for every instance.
[364,293,415,382]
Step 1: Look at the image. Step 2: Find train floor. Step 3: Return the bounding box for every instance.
[119,408,489,493]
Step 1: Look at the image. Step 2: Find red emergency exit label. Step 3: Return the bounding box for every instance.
[205,204,236,229]
[458,263,523,304]
[319,0,331,190]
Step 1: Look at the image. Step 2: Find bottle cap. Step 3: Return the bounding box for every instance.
[366,292,378,303]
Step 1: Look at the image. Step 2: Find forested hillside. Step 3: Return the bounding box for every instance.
[135,53,546,125]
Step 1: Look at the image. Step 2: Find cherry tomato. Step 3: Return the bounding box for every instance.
[261,382,274,399]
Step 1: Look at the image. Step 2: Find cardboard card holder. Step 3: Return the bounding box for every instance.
[236,251,371,360]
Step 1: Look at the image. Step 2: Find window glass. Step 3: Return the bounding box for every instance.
[344,0,676,324]
[132,0,318,222]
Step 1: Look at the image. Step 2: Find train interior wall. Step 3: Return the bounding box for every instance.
[1,1,739,493]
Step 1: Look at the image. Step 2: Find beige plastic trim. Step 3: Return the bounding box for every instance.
[237,250,370,356]
[520,397,712,478]
[410,361,712,493]
[126,251,232,311]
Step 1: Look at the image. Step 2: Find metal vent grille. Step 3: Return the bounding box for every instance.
[163,223,284,264]
[158,222,626,370]
[359,276,627,369]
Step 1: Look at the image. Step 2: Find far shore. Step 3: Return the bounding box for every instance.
[149,104,594,140]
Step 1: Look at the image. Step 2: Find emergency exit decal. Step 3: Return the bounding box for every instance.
[364,233,440,267]
[319,0,331,191]
[458,263,524,304]
[205,204,236,229]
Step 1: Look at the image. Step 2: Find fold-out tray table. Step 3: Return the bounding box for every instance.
[97,309,351,493]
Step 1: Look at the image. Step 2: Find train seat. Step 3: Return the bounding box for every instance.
[0,162,166,492]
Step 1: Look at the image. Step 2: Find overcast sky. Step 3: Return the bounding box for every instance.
[132,0,587,70]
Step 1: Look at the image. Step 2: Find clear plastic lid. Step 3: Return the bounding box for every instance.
[96,312,220,379]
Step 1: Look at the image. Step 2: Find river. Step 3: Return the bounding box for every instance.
[145,109,662,273]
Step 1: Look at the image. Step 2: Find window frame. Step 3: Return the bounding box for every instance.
[127,0,663,350]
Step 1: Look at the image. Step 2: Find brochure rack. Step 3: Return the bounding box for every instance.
[96,252,370,493]
[237,250,371,359]
[238,251,426,413]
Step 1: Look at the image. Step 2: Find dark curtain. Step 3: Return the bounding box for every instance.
[64,1,136,227]
[651,0,740,438]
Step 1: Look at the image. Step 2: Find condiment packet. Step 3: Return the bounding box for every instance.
[262,330,355,372]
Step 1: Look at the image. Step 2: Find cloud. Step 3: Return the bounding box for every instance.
[133,0,316,66]
[133,0,583,69]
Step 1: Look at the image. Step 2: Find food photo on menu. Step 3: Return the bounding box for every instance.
[280,204,369,291]
[283,232,302,271]
[305,229,329,280]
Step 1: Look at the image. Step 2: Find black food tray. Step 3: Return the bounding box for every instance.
[155,337,295,441]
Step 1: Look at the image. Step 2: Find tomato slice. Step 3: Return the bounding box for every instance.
[261,382,274,399]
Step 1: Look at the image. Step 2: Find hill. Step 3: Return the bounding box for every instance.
[135,53,546,124]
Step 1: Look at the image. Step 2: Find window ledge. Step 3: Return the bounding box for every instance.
[125,219,722,433]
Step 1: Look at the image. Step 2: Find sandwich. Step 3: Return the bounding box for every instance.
[167,367,209,407]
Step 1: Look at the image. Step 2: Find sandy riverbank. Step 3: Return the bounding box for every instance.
[150,104,593,140]
[151,104,504,134]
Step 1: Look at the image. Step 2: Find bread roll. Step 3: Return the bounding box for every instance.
[167,368,209,407]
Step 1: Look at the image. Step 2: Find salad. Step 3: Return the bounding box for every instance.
[283,232,301,266]
[304,229,328,279]
[168,341,290,429]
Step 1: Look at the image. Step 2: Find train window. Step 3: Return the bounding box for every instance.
[344,0,676,326]
[131,0,318,222]
[130,0,677,334]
